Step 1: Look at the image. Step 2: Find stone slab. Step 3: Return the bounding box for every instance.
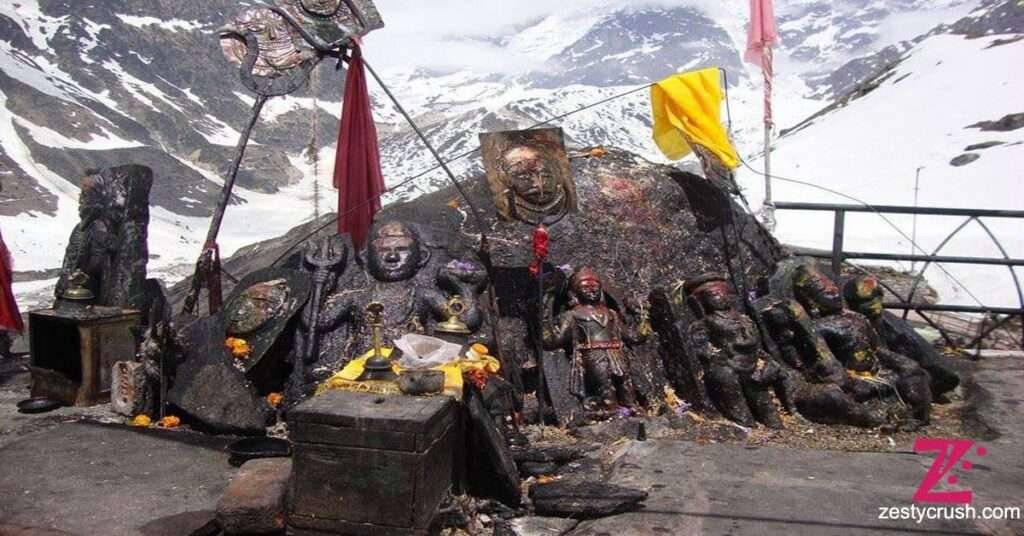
[217,458,292,535]
[0,422,236,536]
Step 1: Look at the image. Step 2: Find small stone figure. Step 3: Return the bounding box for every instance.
[843,275,960,397]
[685,275,782,428]
[55,165,152,311]
[316,221,486,363]
[542,266,647,411]
[793,264,933,425]
[760,299,885,428]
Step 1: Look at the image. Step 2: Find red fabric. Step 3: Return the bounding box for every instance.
[334,45,385,250]
[744,0,777,69]
[0,230,23,332]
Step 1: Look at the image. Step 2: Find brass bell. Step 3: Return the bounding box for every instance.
[435,295,471,335]
[62,270,95,302]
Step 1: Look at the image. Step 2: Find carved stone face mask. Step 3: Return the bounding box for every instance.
[502,146,563,207]
[571,267,603,305]
[845,276,885,319]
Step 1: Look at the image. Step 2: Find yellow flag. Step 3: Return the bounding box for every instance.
[651,67,740,169]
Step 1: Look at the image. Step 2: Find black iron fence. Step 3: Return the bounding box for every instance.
[773,201,1024,351]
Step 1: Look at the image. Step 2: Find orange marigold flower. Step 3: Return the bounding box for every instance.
[266,392,284,407]
[158,415,181,428]
[225,337,252,359]
[130,414,152,427]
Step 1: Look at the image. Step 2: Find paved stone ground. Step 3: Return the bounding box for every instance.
[561,354,1024,536]
[0,353,1021,535]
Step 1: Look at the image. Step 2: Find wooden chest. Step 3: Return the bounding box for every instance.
[29,307,141,406]
[287,390,457,536]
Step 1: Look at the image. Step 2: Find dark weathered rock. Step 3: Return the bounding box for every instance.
[964,141,1004,151]
[967,112,1024,132]
[874,311,961,396]
[217,458,292,535]
[167,315,272,435]
[949,153,980,166]
[519,461,559,478]
[465,387,522,506]
[511,445,586,465]
[529,481,648,518]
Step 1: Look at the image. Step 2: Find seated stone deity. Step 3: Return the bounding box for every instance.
[315,220,486,366]
[792,264,933,425]
[684,275,782,428]
[843,275,960,397]
[760,299,885,428]
[542,266,648,411]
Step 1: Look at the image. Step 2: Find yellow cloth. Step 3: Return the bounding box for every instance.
[651,67,740,169]
[318,347,502,400]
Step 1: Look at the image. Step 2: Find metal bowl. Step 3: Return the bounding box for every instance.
[16,397,62,414]
[227,437,291,467]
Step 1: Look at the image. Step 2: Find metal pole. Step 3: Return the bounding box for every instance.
[759,46,776,232]
[911,166,923,272]
[183,95,268,315]
[831,210,845,276]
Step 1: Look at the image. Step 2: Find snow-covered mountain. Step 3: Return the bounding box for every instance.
[737,0,1024,309]
[2,0,1019,310]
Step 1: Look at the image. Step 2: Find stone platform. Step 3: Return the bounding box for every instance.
[0,353,1021,535]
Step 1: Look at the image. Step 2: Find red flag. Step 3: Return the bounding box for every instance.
[0,230,23,333]
[334,44,385,250]
[744,0,778,69]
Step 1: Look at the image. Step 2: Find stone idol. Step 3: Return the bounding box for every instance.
[316,220,488,365]
[542,266,650,413]
[787,263,934,426]
[684,274,782,428]
[55,164,152,312]
[843,275,960,396]
[479,127,578,225]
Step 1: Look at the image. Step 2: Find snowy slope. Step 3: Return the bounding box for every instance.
[736,32,1024,308]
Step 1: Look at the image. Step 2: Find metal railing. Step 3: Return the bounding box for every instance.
[774,201,1024,351]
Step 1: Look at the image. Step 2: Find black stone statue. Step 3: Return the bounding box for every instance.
[843,275,960,397]
[542,266,648,411]
[792,264,933,425]
[55,165,152,312]
[315,220,487,364]
[685,275,782,428]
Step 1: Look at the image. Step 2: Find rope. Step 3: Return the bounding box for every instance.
[269,82,657,265]
[2,61,996,312]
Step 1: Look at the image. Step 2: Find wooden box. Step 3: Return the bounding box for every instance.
[287,390,457,536]
[29,307,141,406]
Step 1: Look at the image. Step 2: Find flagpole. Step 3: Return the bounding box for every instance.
[759,42,776,231]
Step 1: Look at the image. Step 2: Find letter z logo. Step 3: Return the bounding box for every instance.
[913,438,986,504]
